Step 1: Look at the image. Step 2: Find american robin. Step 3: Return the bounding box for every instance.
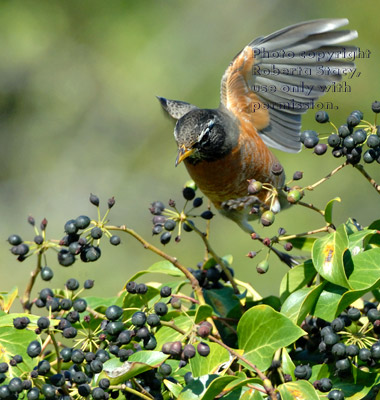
[158,19,357,233]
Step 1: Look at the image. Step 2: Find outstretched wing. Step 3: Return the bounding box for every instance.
[220,19,358,153]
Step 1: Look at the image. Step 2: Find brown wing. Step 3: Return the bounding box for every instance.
[220,19,358,153]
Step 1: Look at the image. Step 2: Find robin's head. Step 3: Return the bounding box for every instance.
[157,97,238,165]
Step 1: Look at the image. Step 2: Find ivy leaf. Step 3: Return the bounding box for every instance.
[102,351,168,384]
[0,287,18,313]
[277,380,319,400]
[178,375,219,400]
[279,260,317,303]
[286,237,316,251]
[126,260,185,283]
[281,349,296,381]
[347,247,380,290]
[281,283,325,325]
[189,342,230,378]
[312,224,350,288]
[324,197,341,224]
[194,304,213,324]
[237,305,305,371]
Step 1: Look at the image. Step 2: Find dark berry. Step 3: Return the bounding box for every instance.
[147,314,160,327]
[363,149,376,163]
[34,235,44,245]
[99,379,110,390]
[92,387,106,400]
[358,347,371,362]
[197,342,210,357]
[84,246,101,261]
[126,281,137,294]
[73,298,87,313]
[323,332,340,346]
[136,326,150,339]
[328,134,341,147]
[159,363,172,377]
[13,316,30,329]
[367,308,380,323]
[95,349,110,363]
[136,283,148,295]
[27,388,40,400]
[347,114,360,127]
[193,197,203,207]
[201,210,214,220]
[372,101,380,113]
[66,278,80,291]
[160,232,171,245]
[75,215,91,229]
[64,219,78,235]
[40,266,53,281]
[110,235,121,246]
[303,136,319,148]
[338,124,352,138]
[118,330,132,344]
[331,318,345,332]
[58,249,75,266]
[0,363,8,373]
[66,310,80,323]
[60,298,73,311]
[90,360,103,373]
[294,364,311,380]
[14,243,29,256]
[71,349,85,364]
[335,358,351,372]
[292,171,303,180]
[49,373,65,387]
[106,321,124,336]
[63,327,78,338]
[91,227,103,239]
[367,134,380,148]
[160,286,172,298]
[164,219,176,231]
[41,384,56,399]
[183,220,194,232]
[90,194,100,206]
[346,344,359,357]
[154,302,168,316]
[314,143,328,155]
[315,110,329,123]
[197,323,211,338]
[84,279,94,289]
[106,305,123,321]
[37,316,50,330]
[72,371,88,384]
[131,311,147,326]
[352,129,367,144]
[183,344,196,359]
[150,201,165,215]
[169,341,182,356]
[60,347,72,362]
[107,196,115,208]
[37,360,51,375]
[8,377,23,393]
[183,187,196,200]
[319,378,332,392]
[371,343,380,359]
[8,234,22,245]
[300,130,318,142]
[78,384,92,397]
[331,343,346,358]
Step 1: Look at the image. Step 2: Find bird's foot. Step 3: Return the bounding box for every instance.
[221,195,265,212]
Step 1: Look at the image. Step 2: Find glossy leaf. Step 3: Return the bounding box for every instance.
[324,197,341,224]
[0,286,18,313]
[281,349,296,381]
[237,305,305,371]
[312,224,350,288]
[195,304,213,324]
[201,375,237,400]
[347,247,380,290]
[178,375,219,400]
[287,237,316,251]
[189,342,230,378]
[281,283,325,325]
[279,260,317,303]
[102,351,168,384]
[127,260,185,283]
[164,378,183,398]
[277,380,319,400]
[154,314,193,349]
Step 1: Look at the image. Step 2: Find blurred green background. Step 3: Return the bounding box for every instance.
[1,0,379,305]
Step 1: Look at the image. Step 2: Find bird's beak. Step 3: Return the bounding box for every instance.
[175,145,195,167]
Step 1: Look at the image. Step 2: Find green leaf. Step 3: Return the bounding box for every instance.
[347,247,380,290]
[178,375,219,400]
[287,237,316,251]
[84,296,120,312]
[277,380,319,400]
[195,304,213,324]
[164,377,183,398]
[189,342,230,378]
[344,218,363,235]
[201,376,237,400]
[126,260,185,283]
[281,349,296,381]
[237,305,305,371]
[312,224,350,288]
[203,287,242,318]
[324,197,341,224]
[310,364,329,383]
[0,287,18,313]
[0,314,40,378]
[347,229,377,254]
[279,260,317,303]
[154,315,193,350]
[102,351,168,384]
[122,286,160,311]
[281,283,325,325]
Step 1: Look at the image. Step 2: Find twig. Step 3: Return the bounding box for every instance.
[21,252,42,312]
[109,384,153,400]
[305,161,348,191]
[159,320,186,335]
[297,201,325,216]
[106,225,205,305]
[354,164,380,193]
[190,224,240,295]
[277,226,330,242]
[209,334,276,400]
[171,294,199,304]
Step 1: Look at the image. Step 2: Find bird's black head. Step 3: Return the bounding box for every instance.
[174,108,238,165]
[157,97,238,166]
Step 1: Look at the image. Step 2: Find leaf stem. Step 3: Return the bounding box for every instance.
[278,226,330,242]
[21,251,43,312]
[354,164,380,194]
[208,334,277,400]
[305,161,348,191]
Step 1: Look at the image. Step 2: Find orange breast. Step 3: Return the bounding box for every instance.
[184,120,284,209]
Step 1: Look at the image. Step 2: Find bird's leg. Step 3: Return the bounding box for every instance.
[221,195,265,212]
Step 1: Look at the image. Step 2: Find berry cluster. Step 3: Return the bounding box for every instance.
[150,181,213,245]
[286,303,380,399]
[7,195,121,277]
[301,102,380,165]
